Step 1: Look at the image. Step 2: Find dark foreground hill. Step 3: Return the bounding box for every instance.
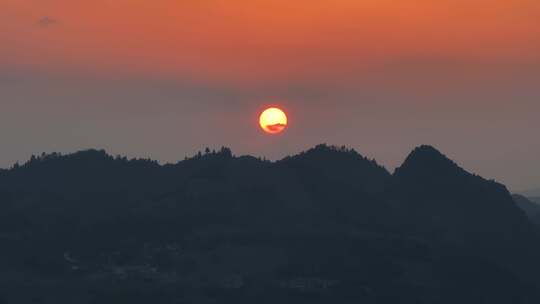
[0,145,539,304]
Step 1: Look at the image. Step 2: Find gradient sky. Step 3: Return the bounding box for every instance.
[1,0,539,191]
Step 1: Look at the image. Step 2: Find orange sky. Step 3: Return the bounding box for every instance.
[1,0,540,190]
[2,0,539,84]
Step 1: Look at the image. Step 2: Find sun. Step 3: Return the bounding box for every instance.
[259,107,288,134]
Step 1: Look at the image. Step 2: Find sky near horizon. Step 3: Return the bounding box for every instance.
[1,0,539,190]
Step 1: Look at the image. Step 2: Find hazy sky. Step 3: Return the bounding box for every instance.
[1,0,539,191]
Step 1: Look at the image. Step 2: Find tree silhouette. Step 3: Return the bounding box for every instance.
[0,145,538,303]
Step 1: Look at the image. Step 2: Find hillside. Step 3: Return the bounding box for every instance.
[0,145,538,304]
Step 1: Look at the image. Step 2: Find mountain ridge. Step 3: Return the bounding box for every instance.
[1,144,539,303]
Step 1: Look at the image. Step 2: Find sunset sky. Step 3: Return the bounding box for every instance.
[1,0,539,190]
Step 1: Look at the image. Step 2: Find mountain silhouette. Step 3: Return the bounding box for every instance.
[513,194,540,228]
[520,188,540,198]
[513,195,540,218]
[0,144,539,303]
[393,146,540,285]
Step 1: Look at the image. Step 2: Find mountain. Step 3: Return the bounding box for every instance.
[520,188,540,197]
[513,194,540,229]
[0,144,539,304]
[513,195,540,218]
[393,146,540,281]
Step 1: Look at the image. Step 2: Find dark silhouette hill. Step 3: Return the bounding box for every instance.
[392,146,540,278]
[0,144,539,304]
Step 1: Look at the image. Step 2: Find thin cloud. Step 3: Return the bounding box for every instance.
[37,17,58,28]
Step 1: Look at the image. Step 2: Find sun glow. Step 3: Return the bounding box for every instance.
[259,107,288,134]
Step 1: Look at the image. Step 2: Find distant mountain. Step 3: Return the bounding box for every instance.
[0,144,539,304]
[519,188,540,197]
[513,194,540,229]
[513,194,540,218]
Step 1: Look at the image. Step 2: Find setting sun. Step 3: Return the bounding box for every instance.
[259,107,288,134]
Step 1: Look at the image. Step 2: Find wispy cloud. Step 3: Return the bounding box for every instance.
[37,17,58,28]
